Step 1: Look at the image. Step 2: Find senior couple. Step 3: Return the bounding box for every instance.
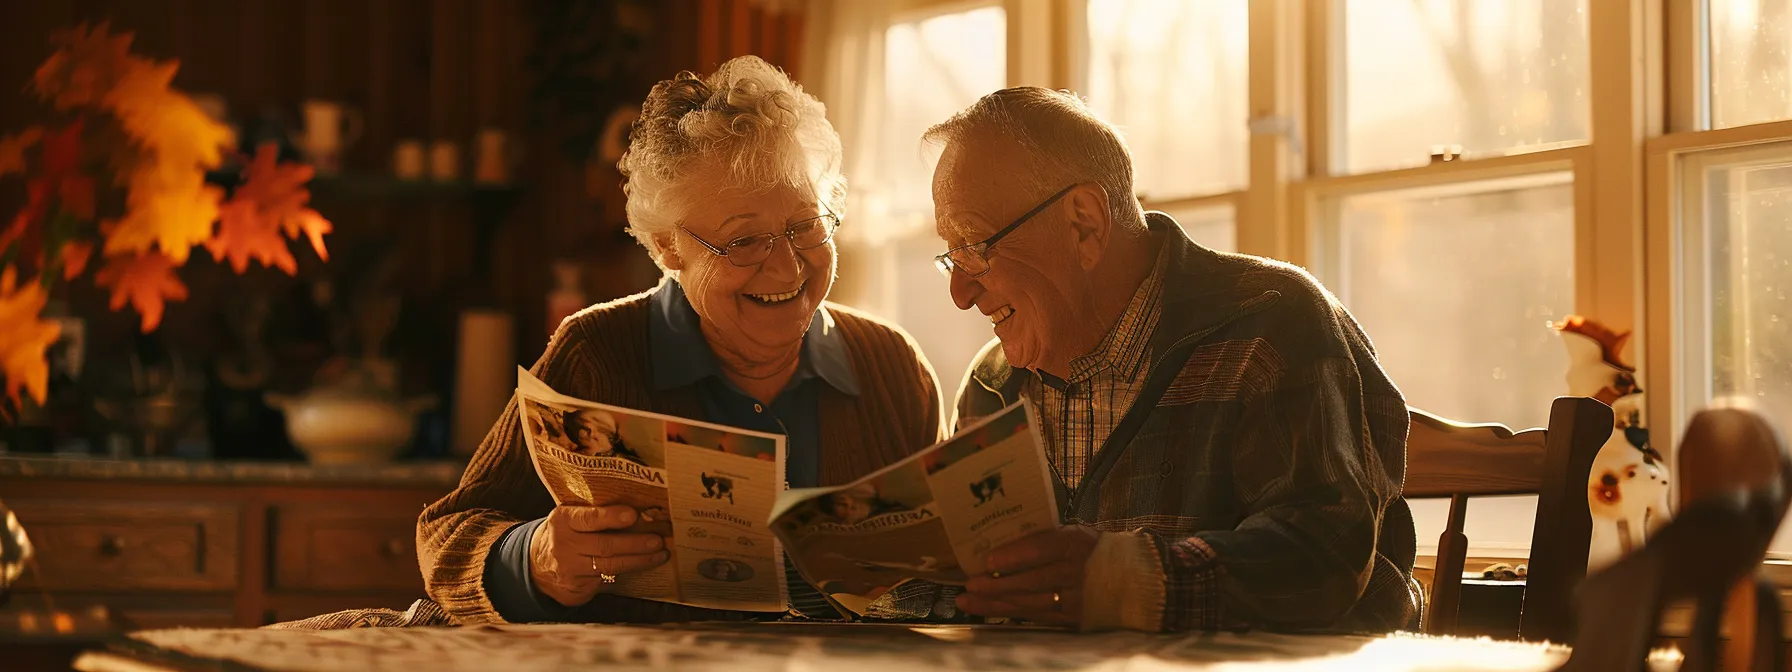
[418,56,1415,634]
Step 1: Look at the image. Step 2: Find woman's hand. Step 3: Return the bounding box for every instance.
[529,505,670,607]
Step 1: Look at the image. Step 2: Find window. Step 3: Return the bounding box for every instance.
[1321,174,1577,559]
[1330,176,1575,429]
[1341,0,1590,173]
[1677,142,1792,551]
[873,7,1009,233]
[820,4,1006,394]
[1151,201,1237,253]
[1712,0,1792,129]
[805,0,1792,566]
[1084,0,1250,200]
[1319,0,1594,557]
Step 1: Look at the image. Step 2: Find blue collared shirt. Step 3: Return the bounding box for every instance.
[484,279,857,622]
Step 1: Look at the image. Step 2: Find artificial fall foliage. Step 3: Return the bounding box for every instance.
[0,23,332,414]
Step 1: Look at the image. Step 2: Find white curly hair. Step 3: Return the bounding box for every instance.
[618,55,846,268]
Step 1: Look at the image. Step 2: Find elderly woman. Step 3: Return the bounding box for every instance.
[416,56,947,625]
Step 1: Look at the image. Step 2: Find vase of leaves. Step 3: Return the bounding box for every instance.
[0,22,333,423]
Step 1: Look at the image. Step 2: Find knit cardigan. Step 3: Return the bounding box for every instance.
[416,286,946,625]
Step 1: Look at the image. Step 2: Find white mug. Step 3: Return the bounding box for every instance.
[430,140,460,181]
[294,100,363,173]
[474,128,511,184]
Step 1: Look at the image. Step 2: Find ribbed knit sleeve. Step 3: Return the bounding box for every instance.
[415,318,591,625]
[821,303,946,471]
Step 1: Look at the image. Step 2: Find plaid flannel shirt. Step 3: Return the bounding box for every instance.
[952,213,1418,634]
[1031,250,1165,490]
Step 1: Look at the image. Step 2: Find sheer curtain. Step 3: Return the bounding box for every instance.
[802,1,1006,402]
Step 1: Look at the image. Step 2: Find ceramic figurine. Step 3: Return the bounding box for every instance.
[1557,403,1789,672]
[1554,316,1670,572]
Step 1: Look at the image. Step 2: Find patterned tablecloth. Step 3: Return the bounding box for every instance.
[68,621,1684,672]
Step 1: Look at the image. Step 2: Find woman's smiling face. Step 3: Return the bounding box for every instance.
[661,160,837,365]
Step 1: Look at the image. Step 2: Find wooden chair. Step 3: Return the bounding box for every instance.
[1404,396,1614,641]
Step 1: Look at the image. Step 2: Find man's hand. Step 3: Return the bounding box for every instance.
[955,525,1099,625]
[529,505,670,608]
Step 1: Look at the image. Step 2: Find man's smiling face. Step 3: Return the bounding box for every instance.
[932,137,1093,375]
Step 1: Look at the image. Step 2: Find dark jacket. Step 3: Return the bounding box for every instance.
[952,213,1418,633]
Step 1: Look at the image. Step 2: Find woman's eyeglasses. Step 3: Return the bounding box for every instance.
[680,212,842,268]
[933,184,1076,279]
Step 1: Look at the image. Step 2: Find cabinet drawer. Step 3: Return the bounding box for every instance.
[9,499,239,592]
[272,504,424,592]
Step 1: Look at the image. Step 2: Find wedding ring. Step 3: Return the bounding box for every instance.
[1051,591,1061,605]
[591,557,598,572]
[600,573,617,584]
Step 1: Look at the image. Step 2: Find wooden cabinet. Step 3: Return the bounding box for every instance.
[272,504,424,593]
[10,499,239,592]
[0,458,460,628]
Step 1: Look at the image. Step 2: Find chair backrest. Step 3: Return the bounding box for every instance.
[1404,396,1614,641]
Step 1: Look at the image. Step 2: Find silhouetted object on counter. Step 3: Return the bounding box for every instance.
[206,294,296,460]
[92,333,203,458]
[0,496,30,608]
[1556,403,1790,672]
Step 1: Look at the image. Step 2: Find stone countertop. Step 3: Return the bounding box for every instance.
[0,455,466,486]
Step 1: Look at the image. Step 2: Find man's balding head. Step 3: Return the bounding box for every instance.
[925,87,1159,376]
[924,87,1143,234]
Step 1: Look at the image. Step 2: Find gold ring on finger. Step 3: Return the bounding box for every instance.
[1052,591,1062,609]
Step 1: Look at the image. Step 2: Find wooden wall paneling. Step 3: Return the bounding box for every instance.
[728,0,755,62]
[662,0,702,76]
[168,0,238,101]
[233,0,273,115]
[758,5,782,72]
[238,501,269,625]
[0,3,75,132]
[300,1,339,105]
[426,0,458,295]
[782,11,806,82]
[698,0,724,72]
[365,0,398,177]
[472,0,507,129]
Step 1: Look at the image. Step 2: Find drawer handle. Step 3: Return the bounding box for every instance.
[381,538,406,558]
[98,534,126,558]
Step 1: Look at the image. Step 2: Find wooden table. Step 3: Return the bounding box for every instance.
[61,621,1685,672]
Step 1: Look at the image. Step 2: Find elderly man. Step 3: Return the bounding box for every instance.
[927,87,1415,634]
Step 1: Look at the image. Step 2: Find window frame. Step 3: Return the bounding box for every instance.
[976,0,1792,557]
[1035,0,1658,558]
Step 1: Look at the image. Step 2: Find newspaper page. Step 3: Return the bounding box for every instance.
[515,367,788,612]
[767,400,1057,615]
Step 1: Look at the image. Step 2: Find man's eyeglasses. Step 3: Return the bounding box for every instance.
[933,184,1076,279]
[681,211,842,268]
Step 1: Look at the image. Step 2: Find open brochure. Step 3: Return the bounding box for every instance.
[768,400,1060,616]
[516,367,788,613]
[516,367,1059,618]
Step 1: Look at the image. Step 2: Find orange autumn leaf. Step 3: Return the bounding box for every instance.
[59,240,93,280]
[94,252,188,332]
[103,170,222,262]
[96,56,233,263]
[0,127,43,177]
[207,200,297,274]
[0,266,63,406]
[224,143,333,265]
[105,59,233,172]
[32,22,137,110]
[287,209,332,262]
